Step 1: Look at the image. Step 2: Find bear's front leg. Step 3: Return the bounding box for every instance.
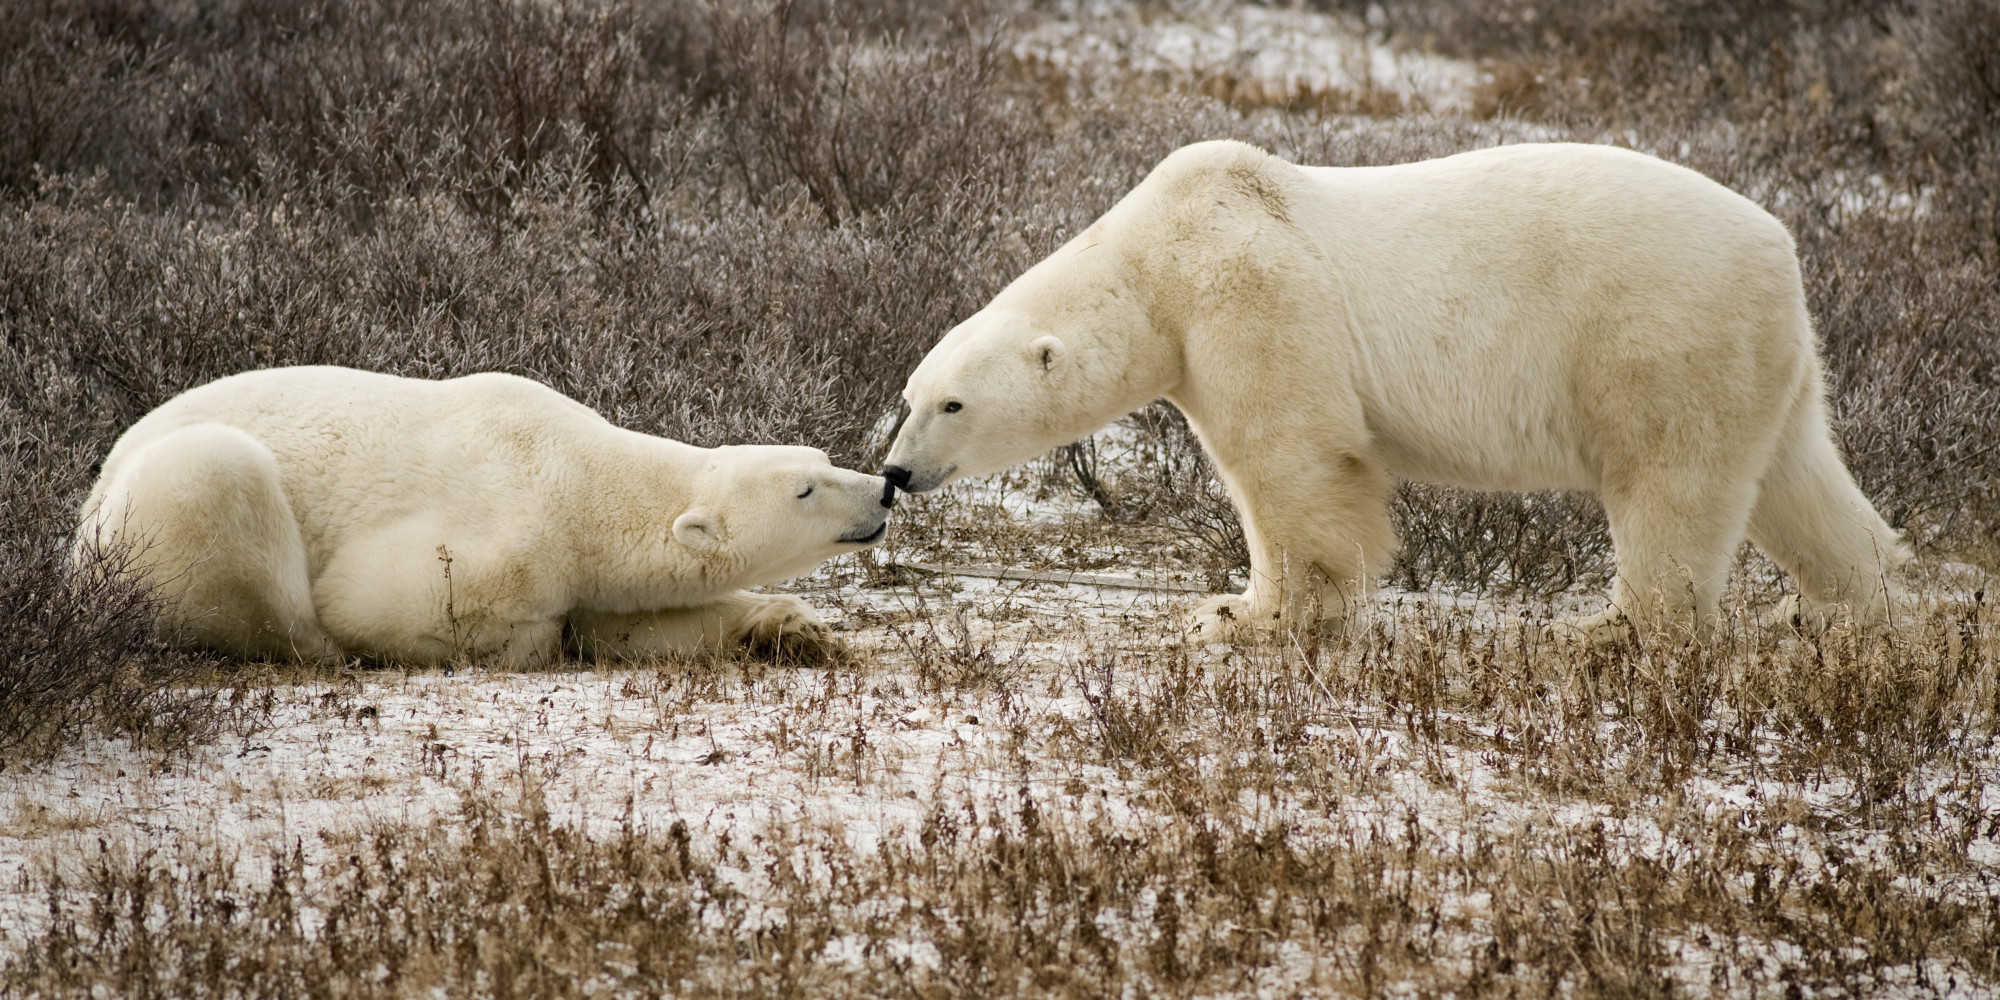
[569,592,845,664]
[729,593,845,663]
[1184,441,1397,645]
[1189,558,1357,644]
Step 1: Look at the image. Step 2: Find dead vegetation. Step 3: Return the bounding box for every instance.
[0,0,1997,995]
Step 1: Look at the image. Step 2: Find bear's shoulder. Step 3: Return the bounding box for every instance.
[1155,139,1272,173]
[1147,140,1291,193]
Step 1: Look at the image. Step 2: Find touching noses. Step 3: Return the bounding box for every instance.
[882,465,912,491]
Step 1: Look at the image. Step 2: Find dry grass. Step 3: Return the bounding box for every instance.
[1,0,1997,994]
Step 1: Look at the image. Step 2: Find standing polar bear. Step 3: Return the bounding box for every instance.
[78,367,890,665]
[884,141,1905,642]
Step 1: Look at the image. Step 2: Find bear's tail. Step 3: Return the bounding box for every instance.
[1745,385,1909,625]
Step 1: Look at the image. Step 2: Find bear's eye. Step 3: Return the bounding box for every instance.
[797,484,814,499]
[943,401,963,413]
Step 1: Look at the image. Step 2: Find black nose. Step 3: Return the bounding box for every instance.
[882,465,912,489]
[880,479,896,509]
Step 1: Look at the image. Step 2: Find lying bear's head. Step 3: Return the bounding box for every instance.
[675,446,890,582]
[881,309,1079,494]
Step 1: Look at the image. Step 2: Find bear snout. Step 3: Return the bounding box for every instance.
[838,517,888,546]
[879,463,951,493]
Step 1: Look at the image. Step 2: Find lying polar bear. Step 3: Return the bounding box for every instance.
[884,140,1906,643]
[77,366,889,665]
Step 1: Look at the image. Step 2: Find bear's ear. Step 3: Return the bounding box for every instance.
[673,509,720,551]
[1029,335,1067,373]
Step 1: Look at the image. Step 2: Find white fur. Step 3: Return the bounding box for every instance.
[885,140,1907,641]
[76,367,889,664]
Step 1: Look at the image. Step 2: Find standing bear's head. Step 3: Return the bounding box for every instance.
[882,148,1227,497]
[675,445,891,583]
[882,267,1173,496]
[884,139,1308,496]
[880,309,1085,494]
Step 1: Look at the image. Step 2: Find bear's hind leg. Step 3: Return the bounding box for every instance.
[81,423,338,661]
[1567,467,1761,645]
[1745,394,1907,629]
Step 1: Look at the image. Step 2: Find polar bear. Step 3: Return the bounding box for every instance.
[76,366,891,665]
[883,140,1906,642]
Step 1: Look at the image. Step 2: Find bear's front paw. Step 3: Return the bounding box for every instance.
[1188,594,1265,644]
[1768,594,1859,636]
[1545,607,1636,649]
[1550,605,1732,648]
[737,594,846,666]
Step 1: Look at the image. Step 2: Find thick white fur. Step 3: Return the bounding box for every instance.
[884,141,1907,642]
[76,366,889,665]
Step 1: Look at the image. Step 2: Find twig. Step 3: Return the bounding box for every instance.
[889,562,1240,594]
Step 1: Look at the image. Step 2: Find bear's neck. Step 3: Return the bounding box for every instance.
[998,242,1187,431]
[559,430,728,610]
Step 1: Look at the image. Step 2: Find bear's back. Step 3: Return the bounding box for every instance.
[1295,143,1794,276]
[102,367,611,557]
